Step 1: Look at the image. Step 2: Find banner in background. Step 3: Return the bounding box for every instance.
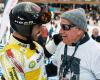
[0,0,18,43]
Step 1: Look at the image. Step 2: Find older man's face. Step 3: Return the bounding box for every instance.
[59,18,84,45]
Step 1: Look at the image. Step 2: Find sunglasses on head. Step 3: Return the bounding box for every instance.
[60,24,75,30]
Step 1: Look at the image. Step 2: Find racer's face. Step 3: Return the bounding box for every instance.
[31,25,42,41]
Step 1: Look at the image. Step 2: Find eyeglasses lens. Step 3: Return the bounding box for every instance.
[61,24,74,30]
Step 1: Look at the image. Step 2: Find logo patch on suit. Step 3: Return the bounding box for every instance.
[29,61,36,69]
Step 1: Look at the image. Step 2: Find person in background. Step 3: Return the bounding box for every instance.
[91,28,100,42]
[37,25,48,47]
[52,8,100,80]
[0,2,51,80]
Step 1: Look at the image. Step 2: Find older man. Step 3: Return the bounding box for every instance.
[52,8,100,80]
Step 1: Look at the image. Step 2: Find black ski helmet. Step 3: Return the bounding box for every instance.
[9,2,51,37]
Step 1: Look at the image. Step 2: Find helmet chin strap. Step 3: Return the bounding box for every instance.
[27,36,36,50]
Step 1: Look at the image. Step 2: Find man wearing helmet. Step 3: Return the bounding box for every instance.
[0,2,51,80]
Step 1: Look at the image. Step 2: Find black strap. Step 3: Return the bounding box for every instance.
[27,37,36,50]
[63,44,79,77]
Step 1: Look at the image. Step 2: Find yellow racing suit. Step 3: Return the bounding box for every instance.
[0,35,47,80]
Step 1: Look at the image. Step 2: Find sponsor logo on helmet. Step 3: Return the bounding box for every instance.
[14,20,35,25]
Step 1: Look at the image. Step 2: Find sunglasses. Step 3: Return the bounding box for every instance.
[60,24,75,30]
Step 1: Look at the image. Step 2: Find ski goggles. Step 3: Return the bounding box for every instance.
[60,24,76,30]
